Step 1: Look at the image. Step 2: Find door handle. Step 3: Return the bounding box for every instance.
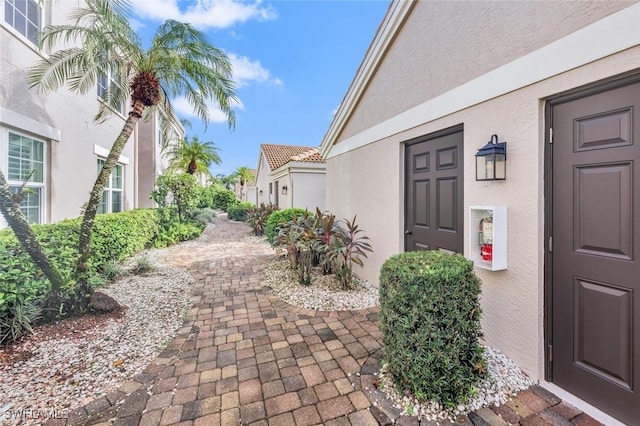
[405,230,412,235]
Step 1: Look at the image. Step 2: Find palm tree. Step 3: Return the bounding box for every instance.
[233,166,255,201]
[164,135,222,180]
[215,173,237,190]
[25,0,237,306]
[0,174,65,294]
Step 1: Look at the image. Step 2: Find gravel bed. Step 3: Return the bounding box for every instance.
[377,346,535,422]
[0,251,194,426]
[261,256,379,311]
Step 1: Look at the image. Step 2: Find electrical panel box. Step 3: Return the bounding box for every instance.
[469,206,507,271]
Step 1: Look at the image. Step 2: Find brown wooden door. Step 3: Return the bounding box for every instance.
[551,81,640,424]
[405,128,463,253]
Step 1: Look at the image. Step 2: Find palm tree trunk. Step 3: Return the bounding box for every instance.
[0,170,66,295]
[76,103,144,306]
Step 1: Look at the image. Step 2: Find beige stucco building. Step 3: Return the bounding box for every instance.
[0,0,176,227]
[320,1,640,424]
[255,144,325,211]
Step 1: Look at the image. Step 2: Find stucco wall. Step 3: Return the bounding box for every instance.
[325,8,640,380]
[338,0,634,142]
[291,171,325,212]
[1,1,135,224]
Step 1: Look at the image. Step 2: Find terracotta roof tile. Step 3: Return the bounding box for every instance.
[260,144,325,170]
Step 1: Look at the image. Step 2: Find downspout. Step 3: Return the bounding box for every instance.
[133,121,139,209]
[289,167,293,208]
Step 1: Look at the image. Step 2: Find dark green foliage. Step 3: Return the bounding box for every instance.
[0,208,160,343]
[246,203,277,236]
[227,202,253,222]
[150,173,199,222]
[196,185,217,208]
[212,189,237,211]
[379,251,487,406]
[265,208,308,245]
[150,220,205,248]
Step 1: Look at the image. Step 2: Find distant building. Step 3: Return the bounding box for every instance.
[255,144,325,210]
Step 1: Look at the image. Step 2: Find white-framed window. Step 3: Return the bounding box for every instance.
[97,159,123,214]
[3,0,42,44]
[97,71,124,114]
[2,130,46,224]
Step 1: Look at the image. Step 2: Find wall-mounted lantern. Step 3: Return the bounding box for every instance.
[281,185,288,195]
[475,134,507,181]
[259,190,263,196]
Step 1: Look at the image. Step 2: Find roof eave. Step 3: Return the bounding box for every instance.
[319,0,415,159]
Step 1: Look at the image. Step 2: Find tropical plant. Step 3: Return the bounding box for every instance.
[265,208,308,245]
[164,135,222,179]
[328,215,373,289]
[25,0,237,310]
[312,208,339,275]
[232,166,255,201]
[215,173,237,190]
[150,173,199,222]
[246,203,277,236]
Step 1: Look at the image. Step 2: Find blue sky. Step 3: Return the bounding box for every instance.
[129,0,390,177]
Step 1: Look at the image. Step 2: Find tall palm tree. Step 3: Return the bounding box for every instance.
[233,166,255,201]
[164,135,222,180]
[25,0,237,306]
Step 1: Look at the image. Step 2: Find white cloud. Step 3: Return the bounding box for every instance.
[172,96,245,123]
[228,53,282,87]
[131,0,277,29]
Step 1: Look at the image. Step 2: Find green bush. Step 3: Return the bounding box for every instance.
[379,251,486,406]
[0,208,160,343]
[227,202,253,222]
[212,189,237,211]
[191,207,217,225]
[150,220,205,248]
[265,208,309,245]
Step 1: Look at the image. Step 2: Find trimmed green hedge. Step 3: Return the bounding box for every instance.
[227,202,253,222]
[0,209,160,288]
[379,251,486,405]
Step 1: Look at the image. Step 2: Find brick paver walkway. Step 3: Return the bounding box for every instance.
[49,215,605,426]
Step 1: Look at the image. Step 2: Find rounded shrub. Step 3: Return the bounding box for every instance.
[264,208,309,246]
[227,202,253,222]
[379,251,486,405]
[212,189,237,211]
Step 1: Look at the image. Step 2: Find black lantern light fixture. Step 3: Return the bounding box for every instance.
[281,185,288,195]
[475,134,507,181]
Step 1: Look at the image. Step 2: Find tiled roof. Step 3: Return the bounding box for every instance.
[260,144,325,170]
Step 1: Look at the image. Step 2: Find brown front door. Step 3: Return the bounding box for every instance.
[550,79,640,424]
[405,127,463,253]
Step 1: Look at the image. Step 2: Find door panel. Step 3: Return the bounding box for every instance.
[405,129,463,253]
[551,81,640,424]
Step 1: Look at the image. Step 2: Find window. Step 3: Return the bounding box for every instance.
[97,159,123,214]
[97,71,124,114]
[4,0,41,44]
[5,132,45,224]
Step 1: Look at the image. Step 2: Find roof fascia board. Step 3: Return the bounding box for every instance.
[325,2,640,159]
[319,0,414,158]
